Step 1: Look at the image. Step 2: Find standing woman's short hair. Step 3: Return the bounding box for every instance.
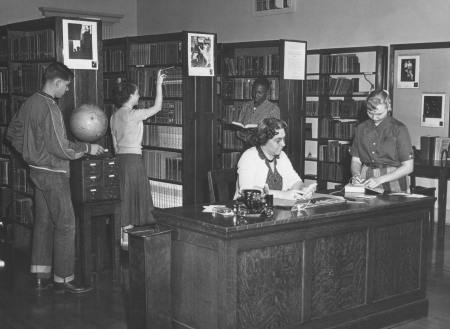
[251,117,287,146]
[42,62,74,83]
[112,80,138,108]
[367,89,392,112]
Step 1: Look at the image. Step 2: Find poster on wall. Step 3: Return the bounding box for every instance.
[283,40,306,80]
[421,93,445,127]
[62,19,98,70]
[397,55,419,88]
[187,32,215,76]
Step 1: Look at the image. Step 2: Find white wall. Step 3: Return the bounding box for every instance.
[0,0,137,38]
[137,0,450,48]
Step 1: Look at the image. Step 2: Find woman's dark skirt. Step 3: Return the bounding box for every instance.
[117,154,155,226]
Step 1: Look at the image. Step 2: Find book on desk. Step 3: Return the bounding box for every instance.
[274,193,346,208]
[420,135,450,161]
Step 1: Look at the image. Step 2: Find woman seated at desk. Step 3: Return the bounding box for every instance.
[234,117,313,200]
[351,89,414,193]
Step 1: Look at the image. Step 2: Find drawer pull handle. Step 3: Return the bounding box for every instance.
[89,188,97,192]
[108,174,115,178]
[89,176,97,180]
[89,163,97,167]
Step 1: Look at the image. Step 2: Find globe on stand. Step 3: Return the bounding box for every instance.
[69,104,108,143]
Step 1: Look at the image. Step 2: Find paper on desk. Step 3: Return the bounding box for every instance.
[202,205,227,213]
[389,193,428,198]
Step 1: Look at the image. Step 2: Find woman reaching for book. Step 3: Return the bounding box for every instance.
[110,70,166,249]
[234,117,315,200]
[350,89,413,193]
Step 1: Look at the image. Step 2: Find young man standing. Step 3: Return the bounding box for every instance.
[235,77,280,148]
[7,61,104,293]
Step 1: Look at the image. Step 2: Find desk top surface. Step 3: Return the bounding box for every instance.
[156,195,434,238]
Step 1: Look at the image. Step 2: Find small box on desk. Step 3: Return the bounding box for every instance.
[71,154,120,203]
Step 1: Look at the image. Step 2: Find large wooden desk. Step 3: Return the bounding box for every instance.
[135,195,434,329]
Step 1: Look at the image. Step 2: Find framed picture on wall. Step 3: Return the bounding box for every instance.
[187,32,215,76]
[397,55,419,88]
[421,93,445,127]
[62,19,98,70]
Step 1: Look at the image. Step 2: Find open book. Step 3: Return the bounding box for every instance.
[231,121,257,129]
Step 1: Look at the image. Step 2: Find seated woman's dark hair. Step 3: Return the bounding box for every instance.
[251,117,287,146]
[112,78,138,108]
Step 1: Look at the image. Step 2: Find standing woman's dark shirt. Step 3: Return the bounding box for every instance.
[351,115,413,167]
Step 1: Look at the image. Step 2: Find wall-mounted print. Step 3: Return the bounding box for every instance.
[421,93,445,128]
[62,19,98,70]
[187,32,214,76]
[397,55,419,88]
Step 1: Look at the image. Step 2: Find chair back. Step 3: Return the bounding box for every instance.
[207,169,237,203]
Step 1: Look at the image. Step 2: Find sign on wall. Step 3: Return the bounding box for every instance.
[62,19,99,70]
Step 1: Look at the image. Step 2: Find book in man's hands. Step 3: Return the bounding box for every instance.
[231,121,257,130]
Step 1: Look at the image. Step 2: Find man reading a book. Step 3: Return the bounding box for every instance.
[234,77,280,148]
[350,89,413,193]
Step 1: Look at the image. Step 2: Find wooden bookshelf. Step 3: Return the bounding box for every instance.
[216,39,306,172]
[0,17,103,251]
[102,32,216,207]
[303,46,388,191]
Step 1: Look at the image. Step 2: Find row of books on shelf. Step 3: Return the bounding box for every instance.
[222,130,244,149]
[419,136,450,161]
[129,67,183,98]
[305,99,366,118]
[8,29,55,61]
[10,63,47,95]
[142,150,182,182]
[0,68,8,93]
[0,126,11,155]
[318,141,351,163]
[129,41,182,66]
[142,125,182,149]
[222,101,249,122]
[0,35,7,62]
[103,48,125,73]
[306,77,359,96]
[319,118,357,140]
[223,78,279,100]
[103,76,125,100]
[140,100,183,124]
[13,167,34,195]
[221,151,240,169]
[319,162,347,183]
[0,99,9,125]
[0,157,10,185]
[149,179,182,208]
[223,54,280,76]
[0,161,35,195]
[15,196,34,226]
[319,54,361,74]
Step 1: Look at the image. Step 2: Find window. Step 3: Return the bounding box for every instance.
[254,0,296,16]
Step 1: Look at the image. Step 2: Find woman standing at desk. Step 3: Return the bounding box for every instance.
[351,89,414,193]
